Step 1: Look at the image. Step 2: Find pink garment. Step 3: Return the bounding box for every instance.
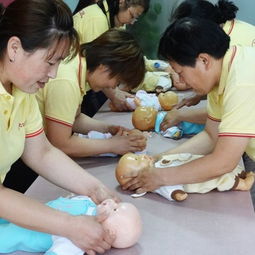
[0,0,15,7]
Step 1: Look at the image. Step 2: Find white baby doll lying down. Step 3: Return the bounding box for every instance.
[110,90,178,112]
[115,153,255,201]
[0,196,142,254]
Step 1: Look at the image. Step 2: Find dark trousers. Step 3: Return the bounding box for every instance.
[242,152,255,210]
[3,158,38,193]
[82,90,107,117]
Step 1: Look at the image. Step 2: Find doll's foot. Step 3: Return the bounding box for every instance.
[171,190,188,201]
[234,172,255,191]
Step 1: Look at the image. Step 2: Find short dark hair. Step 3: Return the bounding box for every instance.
[80,29,145,88]
[172,0,238,24]
[158,17,230,66]
[0,0,79,61]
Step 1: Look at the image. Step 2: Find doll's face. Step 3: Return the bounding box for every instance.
[132,106,157,131]
[115,153,153,185]
[158,91,178,111]
[97,199,142,248]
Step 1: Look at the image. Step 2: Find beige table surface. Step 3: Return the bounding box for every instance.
[5,93,255,255]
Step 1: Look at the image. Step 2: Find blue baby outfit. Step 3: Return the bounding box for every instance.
[0,196,96,253]
[154,111,205,139]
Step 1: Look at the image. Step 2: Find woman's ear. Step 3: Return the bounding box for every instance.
[7,36,22,63]
[198,53,212,70]
[98,64,109,73]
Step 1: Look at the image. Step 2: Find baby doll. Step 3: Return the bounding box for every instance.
[77,128,147,156]
[0,196,142,254]
[115,153,255,202]
[110,90,178,112]
[130,71,172,93]
[132,106,205,139]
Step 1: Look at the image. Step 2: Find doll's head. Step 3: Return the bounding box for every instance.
[97,199,142,248]
[158,91,178,110]
[132,106,157,131]
[115,153,153,185]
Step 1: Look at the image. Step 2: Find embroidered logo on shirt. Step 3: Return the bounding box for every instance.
[18,122,25,128]
[79,10,85,18]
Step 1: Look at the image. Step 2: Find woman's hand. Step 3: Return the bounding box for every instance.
[67,215,115,255]
[160,109,181,131]
[109,90,135,112]
[121,166,164,193]
[176,94,202,109]
[168,66,190,91]
[88,183,120,205]
[110,133,147,155]
[107,125,130,135]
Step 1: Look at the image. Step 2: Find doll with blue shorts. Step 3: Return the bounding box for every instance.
[132,106,204,139]
[0,196,142,254]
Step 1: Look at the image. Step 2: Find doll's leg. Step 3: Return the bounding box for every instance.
[154,185,188,202]
[44,196,97,255]
[171,190,188,201]
[45,236,83,255]
[233,172,255,191]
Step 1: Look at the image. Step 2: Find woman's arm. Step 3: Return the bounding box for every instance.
[22,132,118,203]
[159,118,218,156]
[160,107,207,131]
[123,119,249,192]
[1,132,118,252]
[72,110,110,134]
[46,116,146,157]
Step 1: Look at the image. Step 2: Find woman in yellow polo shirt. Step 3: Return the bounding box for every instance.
[73,0,150,44]
[122,18,255,197]
[74,0,170,114]
[161,0,255,131]
[0,0,118,254]
[36,29,146,158]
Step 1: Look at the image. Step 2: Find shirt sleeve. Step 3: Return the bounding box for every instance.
[25,95,43,138]
[44,79,81,127]
[74,13,109,44]
[219,84,255,136]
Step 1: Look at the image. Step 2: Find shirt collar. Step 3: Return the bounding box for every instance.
[222,19,235,36]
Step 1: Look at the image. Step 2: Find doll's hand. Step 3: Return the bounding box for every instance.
[89,183,120,205]
[110,133,146,155]
[67,215,114,255]
[121,166,164,193]
[176,94,202,109]
[160,109,181,131]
